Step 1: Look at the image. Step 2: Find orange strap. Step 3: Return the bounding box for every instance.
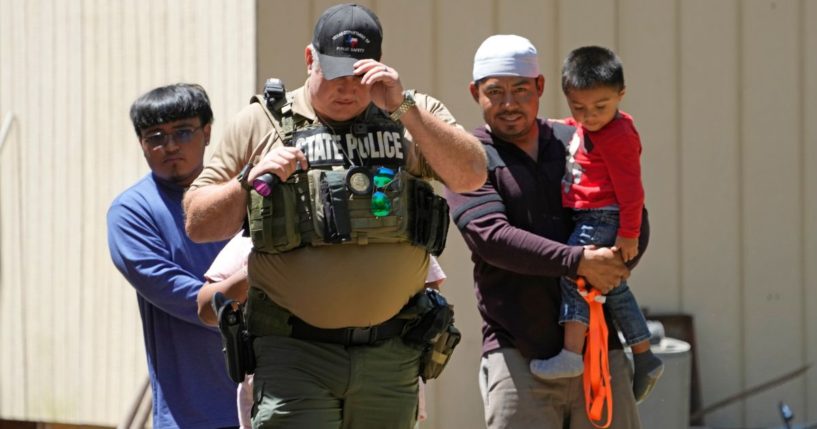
[577,277,613,428]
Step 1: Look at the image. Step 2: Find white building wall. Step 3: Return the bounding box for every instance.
[0,0,255,426]
[2,0,815,427]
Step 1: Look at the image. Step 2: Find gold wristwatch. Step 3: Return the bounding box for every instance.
[389,90,416,122]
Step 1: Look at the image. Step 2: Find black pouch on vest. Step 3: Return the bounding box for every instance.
[427,193,449,256]
[410,181,449,256]
[319,171,352,243]
[409,181,431,250]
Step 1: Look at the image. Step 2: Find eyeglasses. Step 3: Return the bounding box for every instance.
[141,126,202,148]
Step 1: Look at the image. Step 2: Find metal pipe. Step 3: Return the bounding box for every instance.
[117,376,151,429]
[0,112,15,154]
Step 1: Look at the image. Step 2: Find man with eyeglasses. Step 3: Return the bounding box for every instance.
[183,4,486,428]
[107,83,238,429]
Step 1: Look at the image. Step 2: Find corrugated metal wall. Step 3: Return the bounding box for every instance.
[0,0,255,426]
[2,0,816,428]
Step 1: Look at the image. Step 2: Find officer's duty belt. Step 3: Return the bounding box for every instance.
[289,315,407,346]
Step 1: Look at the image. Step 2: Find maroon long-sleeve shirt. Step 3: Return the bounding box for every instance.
[445,118,649,359]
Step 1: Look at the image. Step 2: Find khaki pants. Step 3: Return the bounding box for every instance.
[479,348,641,429]
[252,335,421,429]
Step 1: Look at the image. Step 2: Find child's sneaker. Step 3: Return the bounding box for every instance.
[529,349,584,380]
[632,350,664,403]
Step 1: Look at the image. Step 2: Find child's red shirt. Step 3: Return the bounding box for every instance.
[562,111,644,238]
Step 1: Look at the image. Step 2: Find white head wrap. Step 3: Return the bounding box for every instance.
[473,35,540,81]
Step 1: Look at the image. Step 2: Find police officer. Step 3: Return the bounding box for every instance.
[183,4,486,428]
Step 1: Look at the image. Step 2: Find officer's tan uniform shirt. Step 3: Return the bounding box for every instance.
[191,81,460,328]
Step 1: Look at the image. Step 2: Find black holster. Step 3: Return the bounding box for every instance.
[214,292,256,383]
[401,288,461,381]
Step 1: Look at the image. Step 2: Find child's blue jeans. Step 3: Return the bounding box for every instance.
[560,209,651,346]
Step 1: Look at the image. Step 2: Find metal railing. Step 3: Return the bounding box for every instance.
[0,112,15,154]
[117,376,151,429]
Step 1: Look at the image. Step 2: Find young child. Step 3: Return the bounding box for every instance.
[196,233,447,428]
[529,46,664,403]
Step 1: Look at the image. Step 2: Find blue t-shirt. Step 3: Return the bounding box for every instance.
[107,173,236,429]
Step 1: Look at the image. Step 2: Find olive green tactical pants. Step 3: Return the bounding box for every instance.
[479,348,641,428]
[252,335,422,429]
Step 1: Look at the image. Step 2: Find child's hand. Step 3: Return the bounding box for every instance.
[614,236,639,263]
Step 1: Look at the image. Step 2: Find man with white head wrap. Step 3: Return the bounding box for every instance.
[444,35,651,428]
